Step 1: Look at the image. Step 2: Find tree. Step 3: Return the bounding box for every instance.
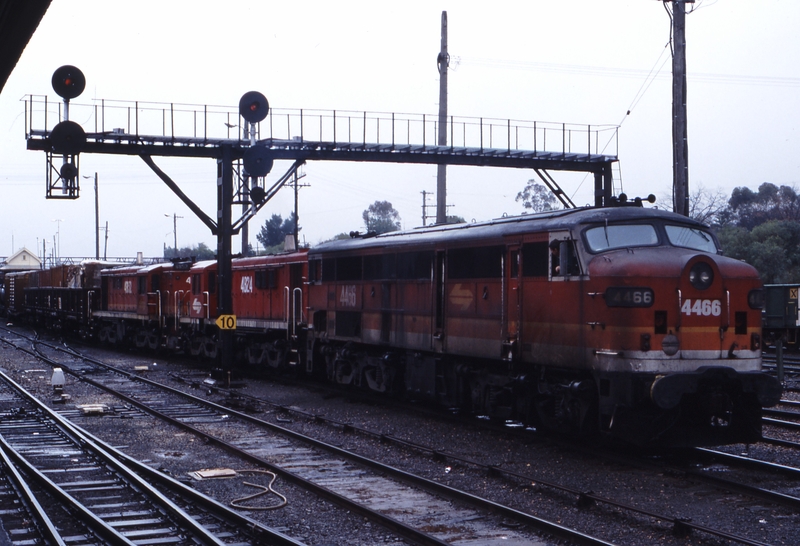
[717,220,800,284]
[163,242,215,260]
[660,183,729,225]
[516,181,559,212]
[362,201,401,234]
[727,182,800,229]
[319,232,353,244]
[687,184,729,225]
[256,213,298,250]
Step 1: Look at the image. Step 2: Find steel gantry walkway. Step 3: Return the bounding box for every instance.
[23,94,620,208]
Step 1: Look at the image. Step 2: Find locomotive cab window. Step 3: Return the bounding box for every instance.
[664,225,718,253]
[549,240,581,278]
[584,223,659,252]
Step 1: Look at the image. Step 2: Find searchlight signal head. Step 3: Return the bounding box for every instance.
[239,91,269,123]
[243,145,273,178]
[52,65,86,100]
[249,185,266,205]
[49,120,86,155]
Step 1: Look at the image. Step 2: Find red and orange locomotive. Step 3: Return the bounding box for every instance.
[306,206,780,446]
[2,205,781,446]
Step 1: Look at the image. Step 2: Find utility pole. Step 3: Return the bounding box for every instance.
[83,172,100,259]
[421,190,439,226]
[94,172,99,259]
[52,218,62,264]
[669,1,691,216]
[436,11,449,224]
[102,221,109,260]
[165,213,183,253]
[290,169,308,248]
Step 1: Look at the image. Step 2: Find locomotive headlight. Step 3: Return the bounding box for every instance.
[688,262,714,290]
[747,288,765,309]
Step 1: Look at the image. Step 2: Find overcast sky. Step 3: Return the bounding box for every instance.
[1,0,798,260]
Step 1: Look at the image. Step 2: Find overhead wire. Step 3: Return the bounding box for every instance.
[570,4,677,203]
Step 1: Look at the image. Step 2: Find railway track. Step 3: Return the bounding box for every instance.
[2,325,798,545]
[1,328,607,546]
[0,368,302,546]
[175,370,800,546]
[169,366,800,544]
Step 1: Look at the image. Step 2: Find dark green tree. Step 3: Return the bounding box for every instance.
[319,232,353,244]
[163,242,215,260]
[256,213,298,250]
[717,220,800,283]
[362,201,401,234]
[446,215,466,224]
[516,181,559,212]
[727,183,800,229]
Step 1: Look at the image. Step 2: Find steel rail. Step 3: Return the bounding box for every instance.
[181,375,785,546]
[11,331,615,546]
[0,438,68,546]
[77,365,609,546]
[0,370,229,546]
[7,327,792,546]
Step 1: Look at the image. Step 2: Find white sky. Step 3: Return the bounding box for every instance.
[1,0,798,259]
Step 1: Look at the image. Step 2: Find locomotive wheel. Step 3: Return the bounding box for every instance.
[334,359,356,385]
[245,343,265,365]
[204,337,219,359]
[534,378,599,435]
[146,332,159,351]
[364,361,396,393]
[188,336,204,357]
[134,330,148,349]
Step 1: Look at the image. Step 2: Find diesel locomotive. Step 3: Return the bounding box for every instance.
[2,204,782,446]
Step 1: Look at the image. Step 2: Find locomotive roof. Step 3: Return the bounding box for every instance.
[311,205,707,254]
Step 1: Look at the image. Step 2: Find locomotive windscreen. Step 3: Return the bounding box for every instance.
[584,224,658,252]
[664,225,718,253]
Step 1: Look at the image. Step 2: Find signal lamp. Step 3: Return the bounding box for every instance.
[239,91,269,123]
[243,145,273,177]
[52,65,86,100]
[250,186,266,205]
[60,162,78,180]
[49,120,86,155]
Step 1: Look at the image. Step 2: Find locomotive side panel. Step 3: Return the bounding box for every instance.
[100,267,140,314]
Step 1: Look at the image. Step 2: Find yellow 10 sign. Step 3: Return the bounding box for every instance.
[215,315,237,330]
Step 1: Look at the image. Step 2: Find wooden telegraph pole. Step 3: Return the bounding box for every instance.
[436,11,449,224]
[670,1,691,216]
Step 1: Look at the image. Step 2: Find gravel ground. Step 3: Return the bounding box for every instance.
[2,334,799,545]
[0,340,411,546]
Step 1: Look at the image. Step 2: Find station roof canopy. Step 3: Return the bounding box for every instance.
[0,0,51,95]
